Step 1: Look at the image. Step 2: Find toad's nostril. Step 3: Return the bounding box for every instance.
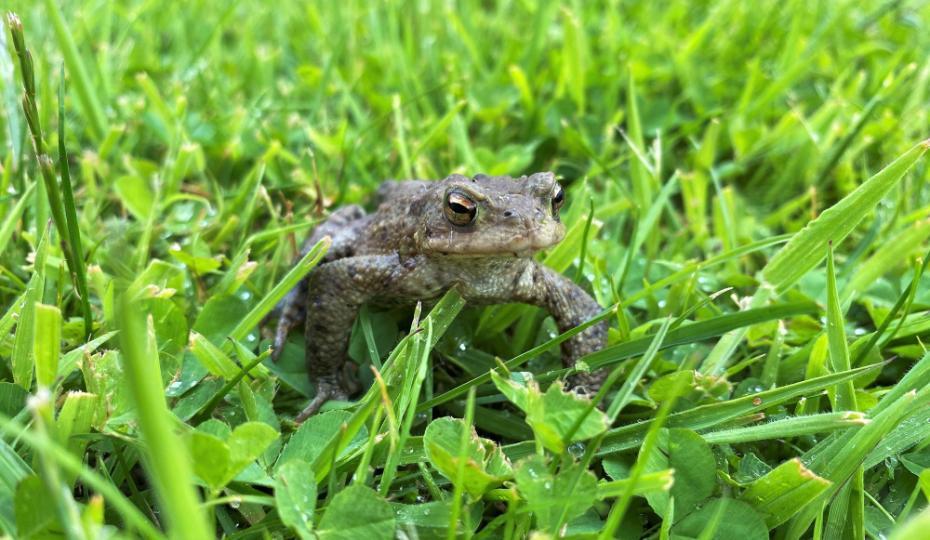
[503,210,517,218]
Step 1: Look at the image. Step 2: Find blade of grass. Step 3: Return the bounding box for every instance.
[787,386,930,539]
[446,387,476,540]
[763,139,930,291]
[33,304,61,389]
[57,69,93,338]
[311,290,466,483]
[27,393,86,539]
[826,240,864,540]
[851,244,930,366]
[38,0,108,139]
[0,181,36,256]
[606,317,672,421]
[116,293,211,539]
[813,93,882,189]
[595,363,880,456]
[741,458,831,529]
[225,236,330,353]
[701,412,867,445]
[11,224,49,389]
[7,14,93,340]
[825,243,856,411]
[843,220,930,300]
[421,301,816,411]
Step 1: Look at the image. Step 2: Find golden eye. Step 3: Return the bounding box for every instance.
[444,190,477,226]
[552,184,565,215]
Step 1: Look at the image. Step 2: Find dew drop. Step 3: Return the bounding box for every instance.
[568,442,586,458]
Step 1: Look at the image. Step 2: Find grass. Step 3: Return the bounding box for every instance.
[1,0,930,538]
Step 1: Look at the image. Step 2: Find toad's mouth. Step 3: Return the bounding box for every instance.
[421,230,564,257]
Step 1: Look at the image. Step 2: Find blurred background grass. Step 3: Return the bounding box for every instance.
[4,0,929,204]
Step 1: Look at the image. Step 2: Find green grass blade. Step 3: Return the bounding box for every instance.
[226,236,330,353]
[38,0,108,139]
[116,294,212,539]
[11,225,49,389]
[741,458,831,529]
[311,290,466,483]
[763,139,930,291]
[843,220,930,300]
[825,243,856,411]
[596,364,880,456]
[57,70,93,339]
[701,412,867,445]
[891,505,930,540]
[32,304,61,389]
[423,301,815,411]
[0,182,36,256]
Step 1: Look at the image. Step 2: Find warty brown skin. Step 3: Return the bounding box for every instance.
[273,172,607,422]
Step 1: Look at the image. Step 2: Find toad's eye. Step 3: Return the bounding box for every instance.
[551,185,565,215]
[444,190,477,226]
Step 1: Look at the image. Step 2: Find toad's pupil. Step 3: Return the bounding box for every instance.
[552,187,564,213]
[445,192,477,225]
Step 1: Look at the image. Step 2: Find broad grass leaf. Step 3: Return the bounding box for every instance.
[33,304,61,389]
[317,484,394,540]
[14,475,55,537]
[825,244,856,411]
[740,458,831,528]
[274,460,316,540]
[786,385,930,537]
[277,410,367,470]
[597,363,880,456]
[0,384,26,419]
[192,294,249,345]
[189,431,230,490]
[11,228,49,389]
[168,244,222,274]
[113,175,154,221]
[763,140,929,291]
[671,498,767,540]
[642,428,715,518]
[0,438,30,535]
[188,332,240,379]
[423,417,512,499]
[57,392,98,471]
[226,422,278,479]
[514,455,597,532]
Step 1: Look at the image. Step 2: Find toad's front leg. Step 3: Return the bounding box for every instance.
[513,261,608,391]
[297,254,399,422]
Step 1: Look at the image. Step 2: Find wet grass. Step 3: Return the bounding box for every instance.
[1,1,930,538]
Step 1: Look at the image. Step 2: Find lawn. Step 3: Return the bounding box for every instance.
[1,0,930,538]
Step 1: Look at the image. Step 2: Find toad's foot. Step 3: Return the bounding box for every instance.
[294,376,352,423]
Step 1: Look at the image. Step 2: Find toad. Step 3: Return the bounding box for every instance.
[273,172,607,421]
